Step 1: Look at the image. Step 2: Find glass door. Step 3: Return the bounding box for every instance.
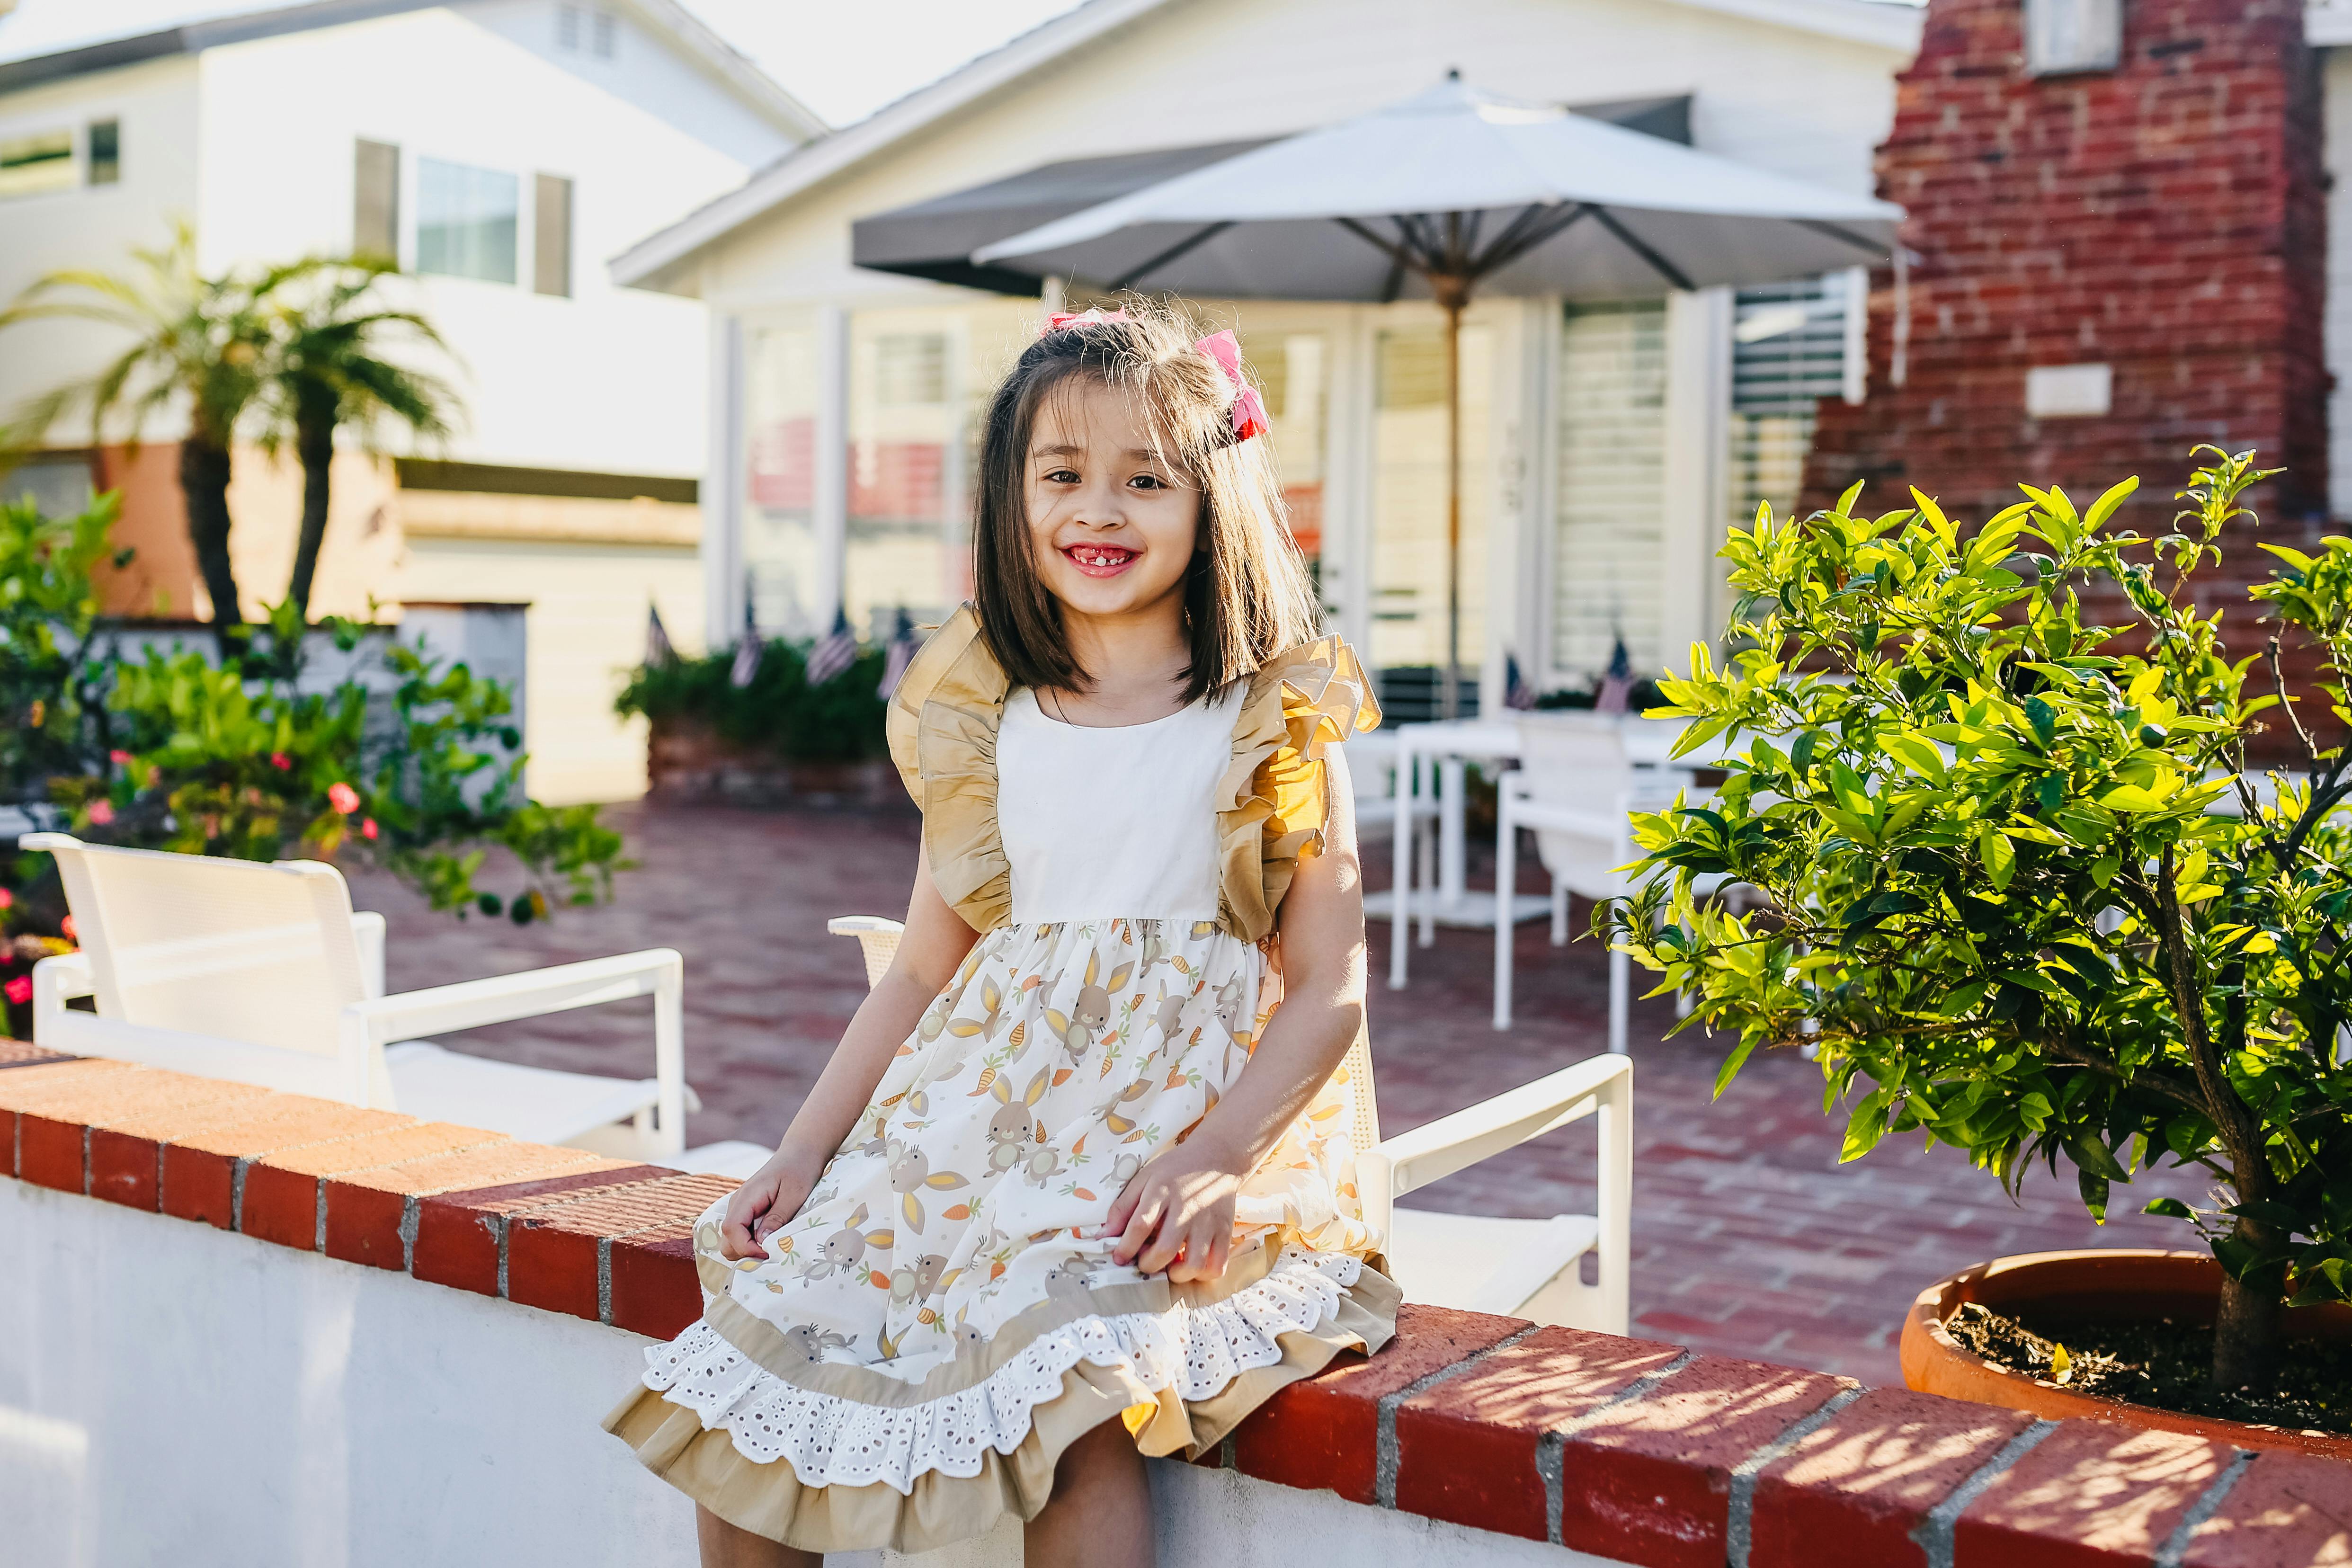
[1369,320,1492,721]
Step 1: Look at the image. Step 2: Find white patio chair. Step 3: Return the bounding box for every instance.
[22,833,716,1162]
[827,915,1631,1334]
[1342,728,1437,864]
[1492,715,1728,1050]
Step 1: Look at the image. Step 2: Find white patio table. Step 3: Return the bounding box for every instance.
[1374,714,1733,990]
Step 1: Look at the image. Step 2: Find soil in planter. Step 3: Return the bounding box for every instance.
[1945,1301,2352,1436]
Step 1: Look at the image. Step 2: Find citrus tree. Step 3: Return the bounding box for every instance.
[1612,448,2352,1393]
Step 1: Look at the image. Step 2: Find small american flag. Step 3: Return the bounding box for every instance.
[728,602,763,688]
[877,608,918,700]
[645,604,677,667]
[1596,635,1634,716]
[1504,651,1537,711]
[806,608,857,686]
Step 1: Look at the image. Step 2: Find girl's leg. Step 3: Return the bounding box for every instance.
[696,1504,819,1568]
[1025,1418,1155,1568]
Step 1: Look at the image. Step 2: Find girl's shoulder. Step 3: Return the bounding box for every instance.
[885,605,1006,795]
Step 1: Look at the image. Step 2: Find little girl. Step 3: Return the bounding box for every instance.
[606,304,1397,1566]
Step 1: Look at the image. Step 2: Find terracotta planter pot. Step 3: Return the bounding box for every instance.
[1901,1248,2352,1460]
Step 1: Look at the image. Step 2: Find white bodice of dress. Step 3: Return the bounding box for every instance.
[997,684,1243,925]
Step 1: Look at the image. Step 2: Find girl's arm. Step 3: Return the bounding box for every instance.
[718,844,980,1260]
[1105,747,1368,1283]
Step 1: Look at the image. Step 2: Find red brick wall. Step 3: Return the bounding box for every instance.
[1805,0,2330,570]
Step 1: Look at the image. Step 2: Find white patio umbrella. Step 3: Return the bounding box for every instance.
[975,75,1903,717]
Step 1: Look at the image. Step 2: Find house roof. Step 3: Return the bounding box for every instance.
[610,0,1924,295]
[0,0,827,140]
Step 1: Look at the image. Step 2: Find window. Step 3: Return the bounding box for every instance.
[354,139,400,259]
[1553,302,1667,685]
[558,5,615,58]
[417,158,518,285]
[2026,0,2122,75]
[86,119,119,186]
[843,305,1030,638]
[744,322,823,638]
[0,127,74,198]
[1726,273,1853,534]
[534,174,572,297]
[1371,322,1494,717]
[1250,332,1328,562]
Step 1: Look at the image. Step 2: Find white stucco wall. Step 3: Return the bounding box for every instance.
[194,3,785,478]
[0,1,803,475]
[0,56,202,431]
[0,1178,1623,1568]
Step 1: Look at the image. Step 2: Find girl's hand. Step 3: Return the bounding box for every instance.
[1103,1133,1247,1283]
[719,1146,825,1261]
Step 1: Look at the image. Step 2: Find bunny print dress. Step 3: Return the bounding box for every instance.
[604,607,1400,1555]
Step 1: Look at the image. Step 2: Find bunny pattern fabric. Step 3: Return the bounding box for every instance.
[605,608,1398,1555]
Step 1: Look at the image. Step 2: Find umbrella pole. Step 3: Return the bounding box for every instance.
[1438,279,1466,722]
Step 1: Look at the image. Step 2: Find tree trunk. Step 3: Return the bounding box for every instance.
[286,404,335,617]
[177,435,242,633]
[2210,1214,2285,1391]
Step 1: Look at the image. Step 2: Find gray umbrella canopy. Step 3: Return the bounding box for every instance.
[973,77,1900,301]
[973,77,1903,713]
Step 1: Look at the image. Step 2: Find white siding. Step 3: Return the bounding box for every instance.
[194,7,763,478]
[395,533,705,804]
[0,56,202,431]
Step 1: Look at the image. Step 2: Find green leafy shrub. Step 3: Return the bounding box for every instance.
[1613,448,2352,1395]
[2,492,627,1035]
[616,638,889,765]
[0,491,126,797]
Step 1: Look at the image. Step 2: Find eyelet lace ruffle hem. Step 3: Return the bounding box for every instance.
[641,1248,1362,1490]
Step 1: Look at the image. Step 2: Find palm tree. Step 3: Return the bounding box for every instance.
[0,224,272,632]
[251,259,463,617]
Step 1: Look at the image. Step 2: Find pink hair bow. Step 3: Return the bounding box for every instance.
[1043,307,1130,332]
[1193,329,1268,443]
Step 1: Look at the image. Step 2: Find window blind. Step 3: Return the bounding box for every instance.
[1552,301,1668,684]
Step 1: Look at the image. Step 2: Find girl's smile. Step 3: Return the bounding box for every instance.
[1062,543,1140,577]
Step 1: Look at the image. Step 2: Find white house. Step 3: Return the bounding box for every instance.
[0,0,823,802]
[611,0,1922,719]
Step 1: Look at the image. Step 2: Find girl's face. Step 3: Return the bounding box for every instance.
[1025,376,1200,624]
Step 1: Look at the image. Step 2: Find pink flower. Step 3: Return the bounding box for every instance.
[87,800,115,826]
[270,753,292,770]
[109,749,133,766]
[360,818,378,841]
[0,888,11,910]
[4,975,29,1007]
[327,782,360,815]
[58,916,74,941]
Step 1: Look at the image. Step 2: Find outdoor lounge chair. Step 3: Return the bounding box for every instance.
[827,914,1631,1334]
[21,833,719,1162]
[1493,715,1734,1050]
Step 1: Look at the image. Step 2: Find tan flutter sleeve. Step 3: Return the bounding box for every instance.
[1213,636,1382,941]
[885,605,1014,934]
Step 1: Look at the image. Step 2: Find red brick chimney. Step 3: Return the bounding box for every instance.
[1805,0,2329,555]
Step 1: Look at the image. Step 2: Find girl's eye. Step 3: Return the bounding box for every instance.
[1043,468,1080,484]
[1128,473,1168,491]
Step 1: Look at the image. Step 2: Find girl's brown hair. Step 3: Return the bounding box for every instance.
[970,301,1321,704]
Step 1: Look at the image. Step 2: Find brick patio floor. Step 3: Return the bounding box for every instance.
[344,800,2209,1386]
